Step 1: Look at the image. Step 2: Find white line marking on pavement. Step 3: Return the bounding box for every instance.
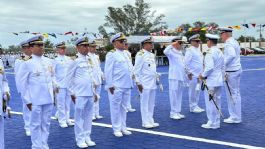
[242,68,265,72]
[5,68,265,76]
[10,111,265,149]
[158,68,265,75]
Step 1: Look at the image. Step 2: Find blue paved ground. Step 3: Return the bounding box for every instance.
[4,56,265,149]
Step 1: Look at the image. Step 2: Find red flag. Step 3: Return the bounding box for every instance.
[150,32,157,36]
[32,32,40,35]
[192,28,201,32]
[64,31,74,36]
[207,26,213,31]
[251,23,256,28]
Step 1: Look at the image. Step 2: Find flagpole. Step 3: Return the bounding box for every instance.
[244,19,247,55]
[259,24,262,47]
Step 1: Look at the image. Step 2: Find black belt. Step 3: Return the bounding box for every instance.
[226,70,239,72]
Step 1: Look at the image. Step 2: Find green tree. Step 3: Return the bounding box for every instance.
[177,21,220,43]
[44,39,54,53]
[238,35,256,42]
[100,0,167,36]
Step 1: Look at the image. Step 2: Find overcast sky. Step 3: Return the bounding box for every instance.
[0,0,264,47]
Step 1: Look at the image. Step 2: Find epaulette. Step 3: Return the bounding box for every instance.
[20,55,32,61]
[109,49,115,53]
[137,50,144,56]
[71,55,78,60]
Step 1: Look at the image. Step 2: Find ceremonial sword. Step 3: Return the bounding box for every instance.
[224,76,236,105]
[201,80,224,118]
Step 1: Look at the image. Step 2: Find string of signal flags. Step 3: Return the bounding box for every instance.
[150,23,265,36]
[9,23,265,38]
[10,31,102,39]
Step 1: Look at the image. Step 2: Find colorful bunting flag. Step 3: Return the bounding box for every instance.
[251,23,256,28]
[201,27,207,31]
[242,24,249,28]
[64,31,74,36]
[48,33,57,38]
[42,33,49,38]
[32,32,40,35]
[232,26,241,30]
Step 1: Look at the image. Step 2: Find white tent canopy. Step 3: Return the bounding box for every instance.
[126,36,180,44]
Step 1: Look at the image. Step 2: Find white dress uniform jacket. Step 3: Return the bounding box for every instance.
[105,49,133,89]
[164,45,186,81]
[53,55,73,88]
[202,46,224,87]
[223,37,241,71]
[65,53,94,96]
[134,49,157,89]
[184,46,203,77]
[19,55,55,105]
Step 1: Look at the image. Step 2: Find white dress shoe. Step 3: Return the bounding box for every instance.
[128,108,136,112]
[142,124,154,129]
[122,130,132,135]
[170,114,181,120]
[201,123,220,129]
[25,130,31,136]
[191,107,204,113]
[85,138,96,146]
[113,131,123,137]
[201,121,220,129]
[152,123,159,128]
[95,115,103,119]
[197,107,205,112]
[92,116,96,120]
[67,121,75,126]
[77,143,88,148]
[201,123,211,129]
[54,112,59,120]
[177,113,185,119]
[223,118,241,124]
[60,123,68,128]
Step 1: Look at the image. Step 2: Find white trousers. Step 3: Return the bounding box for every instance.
[0,116,4,149]
[108,88,129,132]
[169,79,184,115]
[31,104,53,149]
[125,89,132,110]
[140,89,156,125]
[204,86,222,127]
[225,69,242,121]
[74,96,94,144]
[56,88,71,124]
[93,85,102,117]
[188,77,201,110]
[22,96,31,131]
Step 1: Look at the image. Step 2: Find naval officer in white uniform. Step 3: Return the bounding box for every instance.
[219,27,242,124]
[104,33,133,137]
[19,35,55,149]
